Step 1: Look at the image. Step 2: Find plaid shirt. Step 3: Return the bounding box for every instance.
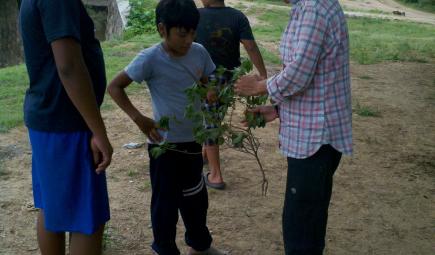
[267,0,353,158]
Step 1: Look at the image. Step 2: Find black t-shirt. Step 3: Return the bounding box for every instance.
[19,0,106,132]
[196,7,254,70]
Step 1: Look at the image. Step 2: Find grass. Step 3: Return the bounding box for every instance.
[249,0,289,6]
[354,103,381,117]
[342,6,392,15]
[102,224,114,251]
[348,18,435,64]
[127,169,139,177]
[0,65,29,132]
[137,180,151,192]
[258,46,281,64]
[0,164,9,180]
[247,5,435,65]
[358,75,374,80]
[395,0,435,14]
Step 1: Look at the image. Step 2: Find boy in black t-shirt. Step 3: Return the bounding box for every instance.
[196,0,267,189]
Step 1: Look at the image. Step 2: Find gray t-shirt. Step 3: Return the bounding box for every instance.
[125,42,215,143]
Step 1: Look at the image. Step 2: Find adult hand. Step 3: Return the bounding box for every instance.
[135,115,164,143]
[234,74,267,96]
[242,105,279,126]
[90,134,113,174]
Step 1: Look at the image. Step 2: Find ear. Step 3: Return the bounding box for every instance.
[157,23,167,38]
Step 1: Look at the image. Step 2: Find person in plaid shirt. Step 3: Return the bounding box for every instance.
[235,0,352,254]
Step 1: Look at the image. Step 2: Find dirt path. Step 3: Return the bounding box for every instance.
[341,0,435,25]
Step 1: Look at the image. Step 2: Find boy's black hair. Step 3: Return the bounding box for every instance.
[155,0,199,35]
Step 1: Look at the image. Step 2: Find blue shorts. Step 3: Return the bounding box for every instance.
[29,129,110,235]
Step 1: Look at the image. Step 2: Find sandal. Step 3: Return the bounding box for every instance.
[204,172,226,190]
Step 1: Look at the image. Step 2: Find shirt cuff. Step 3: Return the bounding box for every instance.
[266,74,286,104]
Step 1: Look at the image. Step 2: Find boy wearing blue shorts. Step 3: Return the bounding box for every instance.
[108,0,226,254]
[20,0,113,254]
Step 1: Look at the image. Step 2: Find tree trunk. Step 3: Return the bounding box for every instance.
[0,0,23,68]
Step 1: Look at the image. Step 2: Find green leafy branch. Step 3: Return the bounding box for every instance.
[187,59,269,195]
[150,59,269,195]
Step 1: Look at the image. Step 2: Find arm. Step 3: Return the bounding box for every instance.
[241,39,267,79]
[235,7,327,102]
[265,7,327,104]
[107,71,162,143]
[51,38,112,173]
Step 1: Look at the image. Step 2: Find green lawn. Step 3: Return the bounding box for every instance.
[250,5,435,64]
[0,65,28,132]
[395,0,435,14]
[348,18,435,64]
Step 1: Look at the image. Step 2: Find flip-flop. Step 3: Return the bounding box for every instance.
[204,172,226,190]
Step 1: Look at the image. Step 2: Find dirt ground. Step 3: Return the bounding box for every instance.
[1,60,434,254]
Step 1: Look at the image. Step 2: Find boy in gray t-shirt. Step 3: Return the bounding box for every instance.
[108,0,226,254]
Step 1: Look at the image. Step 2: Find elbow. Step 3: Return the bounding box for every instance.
[245,44,258,53]
[56,60,77,80]
[107,81,123,98]
[107,83,116,97]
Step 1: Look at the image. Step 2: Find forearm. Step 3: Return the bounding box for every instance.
[266,57,316,104]
[108,85,148,125]
[108,74,160,142]
[246,43,267,79]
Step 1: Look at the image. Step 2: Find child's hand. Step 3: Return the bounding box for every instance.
[90,133,113,174]
[241,105,279,127]
[135,115,164,143]
[206,88,218,103]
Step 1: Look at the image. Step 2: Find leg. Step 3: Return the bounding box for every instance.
[37,210,65,255]
[179,143,212,252]
[181,186,212,252]
[202,97,225,187]
[283,145,342,255]
[202,147,207,163]
[204,144,224,185]
[69,224,105,255]
[148,144,182,255]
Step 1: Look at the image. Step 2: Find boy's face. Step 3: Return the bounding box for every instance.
[159,24,196,57]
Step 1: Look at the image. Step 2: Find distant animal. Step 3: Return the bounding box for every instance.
[392,10,406,16]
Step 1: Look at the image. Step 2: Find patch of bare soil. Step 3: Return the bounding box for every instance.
[1,60,434,254]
